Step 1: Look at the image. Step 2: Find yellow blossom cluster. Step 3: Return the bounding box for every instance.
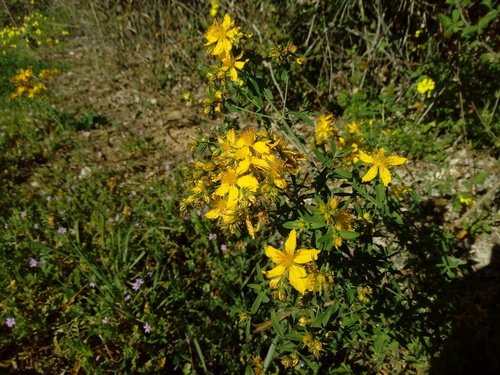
[182,127,304,237]
[357,285,373,303]
[0,12,68,54]
[9,66,59,100]
[269,43,303,65]
[417,77,435,98]
[209,0,219,17]
[202,14,252,115]
[314,114,366,165]
[302,333,323,356]
[314,114,407,186]
[318,197,356,248]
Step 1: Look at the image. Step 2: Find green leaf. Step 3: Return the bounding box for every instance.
[481,0,494,9]
[250,292,267,314]
[338,230,360,240]
[283,220,300,229]
[336,146,354,159]
[263,88,273,101]
[288,111,315,127]
[285,333,304,342]
[480,52,497,63]
[248,77,264,108]
[461,25,478,36]
[224,100,239,113]
[313,148,329,165]
[438,13,452,28]
[478,10,498,29]
[472,172,488,185]
[309,216,327,229]
[375,183,386,209]
[271,310,284,337]
[333,168,352,179]
[311,302,339,328]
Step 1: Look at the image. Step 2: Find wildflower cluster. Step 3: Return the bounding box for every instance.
[9,66,59,100]
[0,12,68,53]
[182,127,303,237]
[417,77,435,97]
[314,114,407,185]
[269,43,303,65]
[202,14,252,115]
[314,115,367,165]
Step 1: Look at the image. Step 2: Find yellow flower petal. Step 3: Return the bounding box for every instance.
[294,248,321,264]
[264,264,287,279]
[379,166,393,186]
[358,150,374,163]
[384,156,407,166]
[237,174,259,192]
[264,245,284,263]
[288,264,308,294]
[284,229,297,257]
[252,141,270,154]
[361,165,378,183]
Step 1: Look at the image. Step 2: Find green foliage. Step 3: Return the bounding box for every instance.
[0,1,498,374]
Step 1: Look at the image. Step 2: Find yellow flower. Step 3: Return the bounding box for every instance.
[204,14,240,56]
[359,148,407,186]
[262,229,320,294]
[205,196,237,224]
[214,158,259,207]
[209,0,219,17]
[219,51,248,83]
[459,197,475,206]
[346,121,360,134]
[315,114,335,143]
[417,78,435,98]
[357,285,373,303]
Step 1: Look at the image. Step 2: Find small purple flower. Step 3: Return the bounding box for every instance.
[135,222,141,227]
[132,278,144,291]
[196,210,202,216]
[29,258,38,267]
[33,223,39,229]
[114,214,120,222]
[221,244,228,251]
[46,196,52,201]
[89,282,96,288]
[6,318,15,327]
[124,294,131,301]
[102,317,109,324]
[208,233,216,241]
[143,323,151,333]
[165,164,170,170]
[147,270,154,277]
[20,211,27,217]
[58,227,67,234]
[108,217,114,223]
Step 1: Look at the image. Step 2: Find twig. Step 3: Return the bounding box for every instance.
[1,0,17,27]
